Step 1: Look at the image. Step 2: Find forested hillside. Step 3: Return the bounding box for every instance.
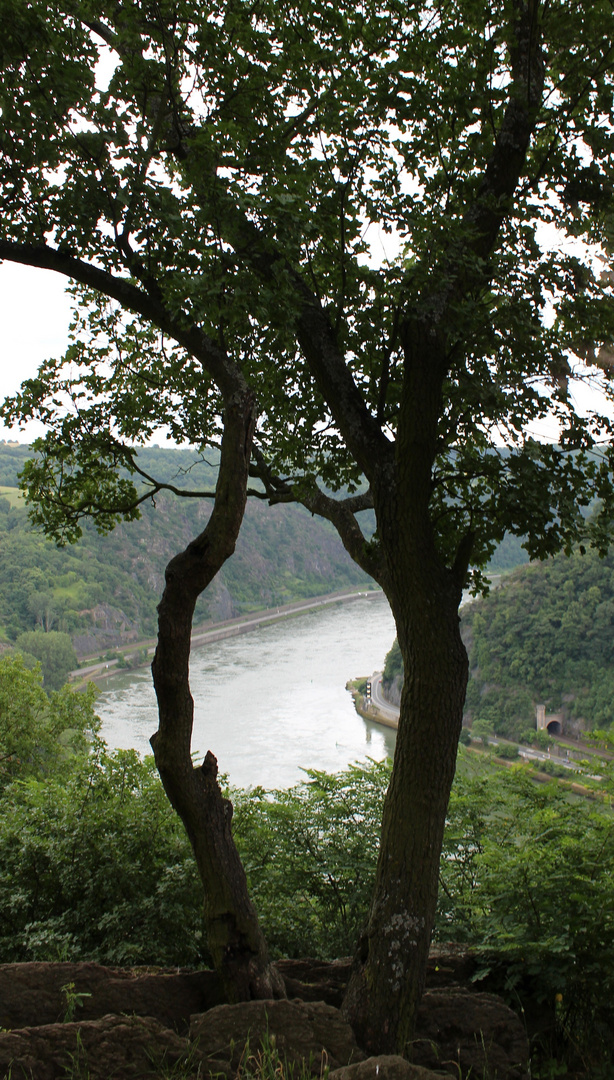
[0,442,373,658]
[383,544,614,736]
[463,545,614,737]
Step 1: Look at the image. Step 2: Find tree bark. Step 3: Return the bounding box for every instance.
[150,390,285,1002]
[342,548,468,1053]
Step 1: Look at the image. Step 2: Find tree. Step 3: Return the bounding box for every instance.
[0,652,97,786]
[2,0,614,1053]
[15,629,78,690]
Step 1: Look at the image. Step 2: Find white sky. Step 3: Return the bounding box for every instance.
[0,262,73,442]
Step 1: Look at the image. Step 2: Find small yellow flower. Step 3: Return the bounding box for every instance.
[555,993,563,1004]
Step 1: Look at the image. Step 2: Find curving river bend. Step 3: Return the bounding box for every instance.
[96,591,397,789]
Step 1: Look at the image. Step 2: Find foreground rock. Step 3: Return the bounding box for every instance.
[0,1015,195,1080]
[410,989,529,1079]
[330,1057,448,1080]
[0,1000,368,1080]
[276,946,477,1008]
[0,948,477,1032]
[0,955,530,1079]
[276,957,353,1008]
[0,961,223,1032]
[190,998,365,1074]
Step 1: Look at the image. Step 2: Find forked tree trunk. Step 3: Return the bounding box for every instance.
[342,500,469,1052]
[150,391,285,1002]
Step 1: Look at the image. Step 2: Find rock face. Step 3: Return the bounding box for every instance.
[0,1000,365,1080]
[276,958,353,1008]
[275,947,478,1009]
[72,603,141,657]
[0,955,530,1080]
[0,961,223,1033]
[329,1056,446,1080]
[0,1014,194,1080]
[410,988,529,1080]
[2,953,476,1031]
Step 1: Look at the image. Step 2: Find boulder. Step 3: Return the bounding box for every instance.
[0,961,223,1033]
[329,1054,447,1080]
[410,988,529,1080]
[0,1014,199,1080]
[425,945,478,989]
[276,958,352,1008]
[0,959,529,1080]
[190,998,366,1074]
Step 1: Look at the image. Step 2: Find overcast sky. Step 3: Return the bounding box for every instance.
[0,262,73,442]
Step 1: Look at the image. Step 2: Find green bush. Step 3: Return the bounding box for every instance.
[495,742,520,760]
[0,653,96,788]
[438,766,614,1074]
[15,630,78,691]
[382,639,402,690]
[0,657,204,965]
[2,662,613,1075]
[232,760,390,959]
[0,742,205,965]
[470,717,494,742]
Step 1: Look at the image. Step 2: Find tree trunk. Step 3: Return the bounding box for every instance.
[342,481,469,1052]
[150,390,285,1002]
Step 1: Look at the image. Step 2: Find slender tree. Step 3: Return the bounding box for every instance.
[2,0,614,1051]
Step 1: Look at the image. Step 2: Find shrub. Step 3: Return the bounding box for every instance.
[438,766,614,1074]
[0,653,97,788]
[232,760,391,959]
[0,740,205,966]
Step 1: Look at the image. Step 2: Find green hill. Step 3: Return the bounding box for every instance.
[0,442,373,658]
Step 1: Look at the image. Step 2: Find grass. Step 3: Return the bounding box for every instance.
[59,1030,331,1080]
[235,1032,329,1080]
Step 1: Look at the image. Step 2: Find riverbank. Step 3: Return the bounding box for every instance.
[72,585,383,685]
[347,678,399,730]
[350,676,613,799]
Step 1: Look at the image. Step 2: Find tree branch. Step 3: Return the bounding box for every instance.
[249,447,382,580]
[464,0,544,259]
[172,163,394,480]
[0,240,245,401]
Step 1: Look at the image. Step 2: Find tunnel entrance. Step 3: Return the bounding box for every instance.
[536,705,564,736]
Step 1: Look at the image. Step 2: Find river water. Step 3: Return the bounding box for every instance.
[96,591,397,789]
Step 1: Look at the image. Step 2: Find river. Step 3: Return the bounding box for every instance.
[96,591,397,789]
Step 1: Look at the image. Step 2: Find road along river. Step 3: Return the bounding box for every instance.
[96,591,397,789]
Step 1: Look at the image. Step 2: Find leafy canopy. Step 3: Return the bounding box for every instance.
[1,1,614,576]
[464,541,614,733]
[15,630,78,691]
[0,652,98,787]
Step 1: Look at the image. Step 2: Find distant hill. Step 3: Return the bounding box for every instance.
[382,544,614,737]
[0,442,374,658]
